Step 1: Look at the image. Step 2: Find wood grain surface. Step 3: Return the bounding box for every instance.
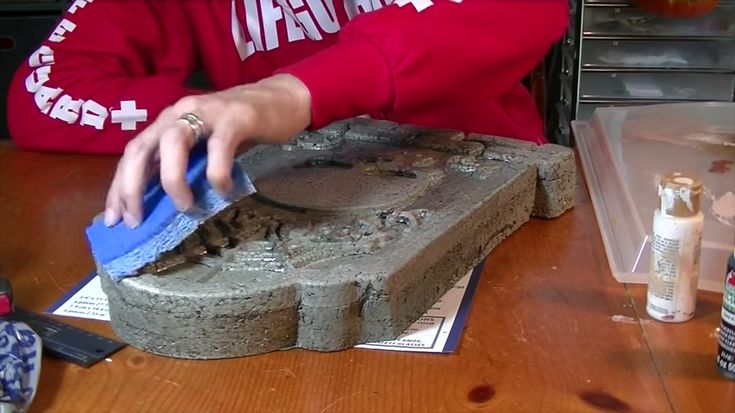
[0,143,732,413]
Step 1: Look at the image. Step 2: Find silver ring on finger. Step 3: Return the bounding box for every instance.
[177,112,208,143]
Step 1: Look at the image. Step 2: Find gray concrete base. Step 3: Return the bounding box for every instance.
[98,118,575,359]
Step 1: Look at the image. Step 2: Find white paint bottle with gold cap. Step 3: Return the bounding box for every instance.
[646,172,704,323]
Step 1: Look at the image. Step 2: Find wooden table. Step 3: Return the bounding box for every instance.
[1,143,732,413]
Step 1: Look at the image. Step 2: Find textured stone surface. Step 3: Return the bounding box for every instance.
[468,133,576,218]
[99,119,576,359]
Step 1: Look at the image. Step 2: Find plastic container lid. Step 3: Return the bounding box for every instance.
[573,102,735,292]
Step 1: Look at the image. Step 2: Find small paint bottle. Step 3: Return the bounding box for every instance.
[646,172,704,323]
[716,243,735,379]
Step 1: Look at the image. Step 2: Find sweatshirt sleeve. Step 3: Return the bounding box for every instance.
[6,0,197,154]
[279,0,569,130]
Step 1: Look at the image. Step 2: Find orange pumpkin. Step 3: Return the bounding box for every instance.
[633,0,719,18]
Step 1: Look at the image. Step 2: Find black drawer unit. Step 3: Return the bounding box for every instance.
[544,0,583,146]
[575,0,735,121]
[1,1,68,140]
[549,0,735,146]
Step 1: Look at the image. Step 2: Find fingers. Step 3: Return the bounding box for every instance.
[116,138,156,228]
[103,87,277,229]
[206,130,238,196]
[104,170,123,227]
[159,121,197,211]
[104,112,170,228]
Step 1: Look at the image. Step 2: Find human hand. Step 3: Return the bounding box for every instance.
[104,74,312,228]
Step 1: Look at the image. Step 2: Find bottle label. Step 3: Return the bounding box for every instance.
[646,221,701,322]
[717,255,735,377]
[723,261,735,315]
[648,233,679,300]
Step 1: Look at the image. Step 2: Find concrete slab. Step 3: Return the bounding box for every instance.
[98,119,575,359]
[467,133,576,218]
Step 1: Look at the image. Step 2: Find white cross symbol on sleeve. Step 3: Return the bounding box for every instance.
[111,100,148,131]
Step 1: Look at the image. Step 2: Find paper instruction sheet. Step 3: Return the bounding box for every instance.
[48,262,484,353]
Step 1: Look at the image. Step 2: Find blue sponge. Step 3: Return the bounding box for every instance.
[85,144,256,281]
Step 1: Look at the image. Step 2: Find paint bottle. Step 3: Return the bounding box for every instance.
[646,172,703,323]
[716,243,735,379]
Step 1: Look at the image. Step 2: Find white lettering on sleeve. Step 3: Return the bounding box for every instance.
[28,46,55,68]
[48,19,77,43]
[50,95,83,124]
[281,0,309,41]
[111,100,147,131]
[395,0,433,12]
[395,0,463,12]
[68,0,94,14]
[280,0,329,41]
[260,0,284,50]
[231,0,257,60]
[80,100,108,130]
[283,8,306,42]
[245,0,265,52]
[25,66,52,93]
[307,0,340,34]
[345,0,375,19]
[292,5,322,40]
[34,86,63,114]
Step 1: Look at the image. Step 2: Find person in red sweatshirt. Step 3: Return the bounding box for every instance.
[7,0,568,228]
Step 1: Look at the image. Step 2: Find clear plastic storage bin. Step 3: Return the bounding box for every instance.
[576,101,685,120]
[573,102,735,292]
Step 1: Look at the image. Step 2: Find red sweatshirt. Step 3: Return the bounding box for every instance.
[7,0,568,154]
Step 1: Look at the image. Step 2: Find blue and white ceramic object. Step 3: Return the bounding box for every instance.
[0,321,41,413]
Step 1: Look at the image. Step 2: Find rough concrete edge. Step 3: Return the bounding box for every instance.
[99,165,538,359]
[295,164,538,351]
[355,165,537,345]
[98,120,550,359]
[466,133,576,219]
